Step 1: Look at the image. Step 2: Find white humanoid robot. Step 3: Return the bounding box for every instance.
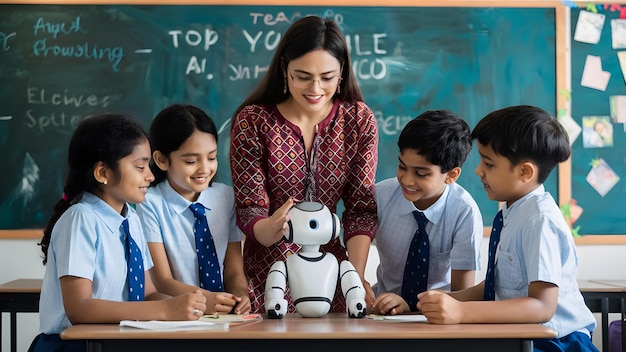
[264,201,367,319]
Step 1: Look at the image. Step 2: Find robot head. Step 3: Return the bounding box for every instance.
[284,202,341,246]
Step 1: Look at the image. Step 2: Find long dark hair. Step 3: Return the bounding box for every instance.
[39,113,148,264]
[232,15,363,119]
[148,104,218,185]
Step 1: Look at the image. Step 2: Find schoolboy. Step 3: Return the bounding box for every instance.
[370,110,483,314]
[417,105,598,352]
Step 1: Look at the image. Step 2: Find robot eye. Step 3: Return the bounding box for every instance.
[309,219,318,230]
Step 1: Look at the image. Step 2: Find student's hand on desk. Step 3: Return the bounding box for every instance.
[253,198,294,247]
[167,290,206,321]
[206,291,241,314]
[417,290,462,324]
[363,280,376,309]
[372,292,410,315]
[232,294,251,315]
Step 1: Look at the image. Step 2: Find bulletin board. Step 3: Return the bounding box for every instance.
[566,3,626,242]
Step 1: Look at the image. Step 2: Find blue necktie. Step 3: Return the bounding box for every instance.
[483,210,504,301]
[122,219,144,301]
[401,211,429,311]
[189,203,224,292]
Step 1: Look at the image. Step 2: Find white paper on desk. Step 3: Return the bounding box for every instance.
[581,55,611,91]
[383,315,428,322]
[574,10,605,44]
[366,314,428,323]
[119,320,229,331]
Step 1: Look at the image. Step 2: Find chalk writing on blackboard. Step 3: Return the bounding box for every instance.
[0,5,557,230]
[32,16,124,71]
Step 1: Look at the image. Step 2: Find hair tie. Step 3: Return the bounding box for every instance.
[62,193,70,202]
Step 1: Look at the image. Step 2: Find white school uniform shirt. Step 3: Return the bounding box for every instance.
[136,180,242,287]
[372,178,483,296]
[39,192,153,334]
[495,185,596,338]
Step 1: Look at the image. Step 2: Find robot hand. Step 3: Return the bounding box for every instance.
[266,297,288,319]
[339,260,367,318]
[265,261,288,319]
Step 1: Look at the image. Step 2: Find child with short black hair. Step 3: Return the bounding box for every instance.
[418,105,598,352]
[370,110,483,315]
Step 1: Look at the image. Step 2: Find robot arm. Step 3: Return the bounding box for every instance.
[339,260,367,318]
[265,261,288,319]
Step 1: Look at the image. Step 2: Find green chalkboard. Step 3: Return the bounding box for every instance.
[570,6,626,235]
[0,5,557,230]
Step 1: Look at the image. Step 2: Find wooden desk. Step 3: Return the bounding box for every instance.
[579,280,626,352]
[0,279,42,352]
[61,313,557,352]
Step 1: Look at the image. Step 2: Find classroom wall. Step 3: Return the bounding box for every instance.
[0,3,560,231]
[1,239,45,352]
[1,239,625,351]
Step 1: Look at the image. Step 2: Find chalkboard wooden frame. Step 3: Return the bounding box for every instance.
[2,0,622,245]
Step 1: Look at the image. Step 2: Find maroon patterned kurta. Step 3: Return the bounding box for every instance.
[230,99,378,314]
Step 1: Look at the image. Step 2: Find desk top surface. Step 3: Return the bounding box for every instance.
[0,279,42,293]
[578,280,626,292]
[61,313,557,340]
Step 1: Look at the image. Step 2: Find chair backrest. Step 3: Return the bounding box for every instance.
[609,320,622,352]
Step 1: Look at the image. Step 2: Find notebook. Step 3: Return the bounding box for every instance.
[199,313,263,325]
[119,319,229,331]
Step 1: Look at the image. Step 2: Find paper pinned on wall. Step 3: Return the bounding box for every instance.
[582,115,613,148]
[618,51,626,84]
[558,114,582,146]
[569,200,583,225]
[610,95,626,123]
[581,55,611,91]
[611,19,626,49]
[574,10,606,44]
[586,158,620,197]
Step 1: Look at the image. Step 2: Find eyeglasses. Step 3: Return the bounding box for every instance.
[289,71,341,90]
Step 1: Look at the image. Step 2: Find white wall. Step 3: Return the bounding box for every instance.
[2,239,625,351]
[366,241,626,286]
[1,239,45,352]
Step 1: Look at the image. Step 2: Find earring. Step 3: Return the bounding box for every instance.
[283,77,288,94]
[337,83,341,94]
[103,180,107,185]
